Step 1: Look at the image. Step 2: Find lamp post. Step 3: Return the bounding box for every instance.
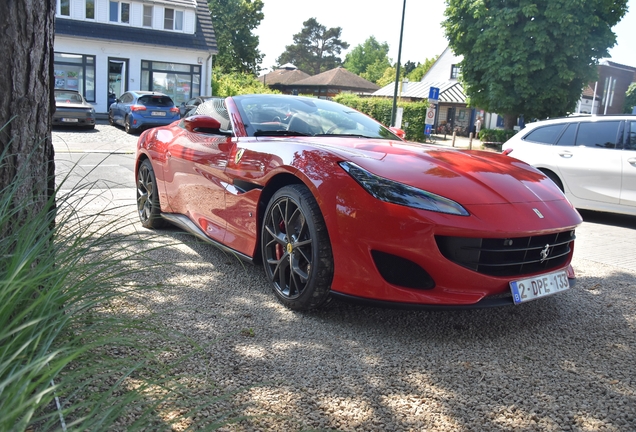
[390,0,407,127]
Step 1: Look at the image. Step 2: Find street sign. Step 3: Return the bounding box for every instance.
[425,107,436,125]
[428,86,440,103]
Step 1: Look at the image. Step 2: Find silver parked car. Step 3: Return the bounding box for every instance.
[53,89,96,129]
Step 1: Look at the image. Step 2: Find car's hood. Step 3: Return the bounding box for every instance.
[297,137,566,206]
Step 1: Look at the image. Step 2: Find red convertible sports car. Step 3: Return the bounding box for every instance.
[135,94,582,310]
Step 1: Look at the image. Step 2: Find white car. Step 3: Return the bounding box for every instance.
[502,115,636,216]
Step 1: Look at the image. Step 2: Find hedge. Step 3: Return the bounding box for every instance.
[478,128,518,143]
[334,94,429,143]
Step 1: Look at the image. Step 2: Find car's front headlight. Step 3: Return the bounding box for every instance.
[340,161,469,216]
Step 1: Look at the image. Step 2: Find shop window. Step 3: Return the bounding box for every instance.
[86,0,94,19]
[143,5,153,27]
[54,52,96,102]
[59,0,70,16]
[164,8,183,30]
[141,61,201,105]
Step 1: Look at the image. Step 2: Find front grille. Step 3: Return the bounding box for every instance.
[435,230,575,277]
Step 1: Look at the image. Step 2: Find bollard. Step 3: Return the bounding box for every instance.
[452,131,456,147]
[469,132,473,150]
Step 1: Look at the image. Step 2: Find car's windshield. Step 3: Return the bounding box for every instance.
[138,95,174,107]
[232,94,400,140]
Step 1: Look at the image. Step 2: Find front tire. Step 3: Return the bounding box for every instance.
[261,184,333,310]
[137,159,166,228]
[108,111,114,126]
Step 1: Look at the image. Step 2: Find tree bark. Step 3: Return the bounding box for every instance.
[503,113,517,131]
[0,0,56,237]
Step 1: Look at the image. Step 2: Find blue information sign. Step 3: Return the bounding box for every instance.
[428,87,440,102]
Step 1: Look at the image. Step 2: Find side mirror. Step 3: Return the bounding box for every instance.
[183,115,222,133]
[389,127,406,139]
[180,102,186,107]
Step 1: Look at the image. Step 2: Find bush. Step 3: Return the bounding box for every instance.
[333,94,429,142]
[478,128,518,143]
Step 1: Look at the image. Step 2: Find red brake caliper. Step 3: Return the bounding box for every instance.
[275,219,286,260]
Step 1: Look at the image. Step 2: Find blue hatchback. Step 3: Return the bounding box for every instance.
[108,91,180,134]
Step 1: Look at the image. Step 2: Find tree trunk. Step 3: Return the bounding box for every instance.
[503,113,517,130]
[0,0,56,238]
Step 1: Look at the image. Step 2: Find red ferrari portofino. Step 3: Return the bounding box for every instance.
[135,95,582,310]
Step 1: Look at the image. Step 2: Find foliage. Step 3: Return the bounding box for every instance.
[407,56,438,82]
[443,0,628,129]
[334,94,429,143]
[624,82,636,113]
[478,128,518,143]
[362,59,394,84]
[376,66,400,88]
[344,36,391,83]
[213,68,280,96]
[208,0,264,74]
[276,17,349,75]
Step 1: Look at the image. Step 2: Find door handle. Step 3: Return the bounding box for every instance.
[628,157,636,165]
[558,151,573,158]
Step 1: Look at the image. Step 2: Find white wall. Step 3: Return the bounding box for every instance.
[55,36,211,112]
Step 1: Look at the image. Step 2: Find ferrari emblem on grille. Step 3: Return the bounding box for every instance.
[540,244,551,262]
[533,208,544,218]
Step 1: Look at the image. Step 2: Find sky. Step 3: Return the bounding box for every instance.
[254,0,636,71]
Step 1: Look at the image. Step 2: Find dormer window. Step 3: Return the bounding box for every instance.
[109,1,130,24]
[86,0,95,19]
[59,0,70,16]
[143,5,153,27]
[164,8,184,31]
[450,64,461,79]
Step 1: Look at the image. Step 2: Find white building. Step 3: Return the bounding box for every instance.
[54,0,217,113]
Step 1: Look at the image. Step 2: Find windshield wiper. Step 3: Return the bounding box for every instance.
[254,130,311,137]
[313,133,374,138]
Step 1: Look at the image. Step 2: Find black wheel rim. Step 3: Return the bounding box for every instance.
[137,164,154,223]
[264,196,313,299]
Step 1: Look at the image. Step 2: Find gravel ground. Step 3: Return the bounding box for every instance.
[55,125,636,431]
[82,196,635,432]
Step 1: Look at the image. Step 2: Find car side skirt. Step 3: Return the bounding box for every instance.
[161,213,254,263]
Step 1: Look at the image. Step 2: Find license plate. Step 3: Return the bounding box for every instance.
[151,111,166,116]
[61,118,79,122]
[509,269,569,304]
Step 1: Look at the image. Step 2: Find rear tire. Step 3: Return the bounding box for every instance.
[261,184,333,310]
[125,115,136,134]
[137,159,166,229]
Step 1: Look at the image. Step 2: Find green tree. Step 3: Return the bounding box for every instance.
[212,68,279,96]
[208,0,264,74]
[407,56,438,82]
[443,0,628,129]
[624,82,636,113]
[376,66,399,88]
[277,18,349,75]
[344,36,391,79]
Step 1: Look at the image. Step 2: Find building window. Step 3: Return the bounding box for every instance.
[54,52,96,102]
[164,8,184,30]
[59,0,70,16]
[85,0,94,19]
[143,5,153,27]
[175,11,184,30]
[141,61,201,105]
[109,1,130,23]
[450,64,461,79]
